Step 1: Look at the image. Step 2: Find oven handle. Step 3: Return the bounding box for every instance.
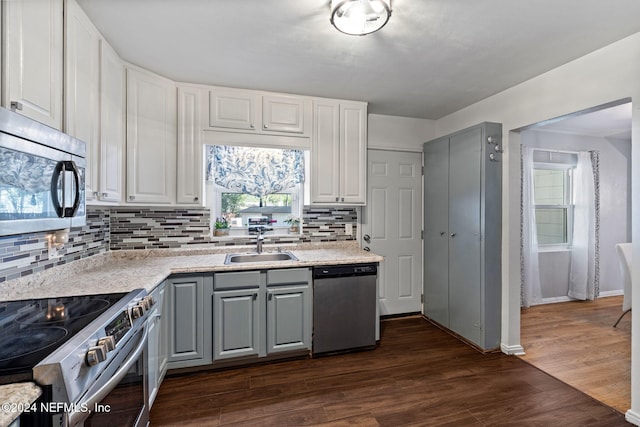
[67,323,149,427]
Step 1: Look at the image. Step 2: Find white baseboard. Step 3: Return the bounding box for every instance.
[501,343,525,355]
[626,409,640,426]
[531,290,624,306]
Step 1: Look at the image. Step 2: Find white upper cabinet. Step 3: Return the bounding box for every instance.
[126,67,177,204]
[177,85,203,205]
[65,0,123,204]
[311,99,367,205]
[3,0,63,129]
[98,39,125,203]
[339,102,367,204]
[65,0,100,199]
[204,87,311,137]
[208,88,258,131]
[262,95,306,134]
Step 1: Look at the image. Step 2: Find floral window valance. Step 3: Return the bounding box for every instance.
[206,145,305,198]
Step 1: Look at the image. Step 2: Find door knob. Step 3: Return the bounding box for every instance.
[363,234,371,243]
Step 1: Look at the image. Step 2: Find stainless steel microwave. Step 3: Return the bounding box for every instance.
[0,108,86,236]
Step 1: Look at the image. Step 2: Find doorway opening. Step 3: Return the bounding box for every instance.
[517,99,632,412]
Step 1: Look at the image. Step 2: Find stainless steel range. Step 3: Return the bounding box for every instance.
[0,289,154,427]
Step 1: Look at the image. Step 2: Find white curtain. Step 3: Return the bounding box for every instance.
[568,152,596,300]
[522,147,542,307]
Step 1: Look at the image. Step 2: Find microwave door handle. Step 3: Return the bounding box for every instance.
[50,161,81,218]
[67,160,81,217]
[50,161,65,218]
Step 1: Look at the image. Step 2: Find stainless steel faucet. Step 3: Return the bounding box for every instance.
[256,228,265,254]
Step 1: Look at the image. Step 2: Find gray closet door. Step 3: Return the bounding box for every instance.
[423,137,450,327]
[448,127,482,345]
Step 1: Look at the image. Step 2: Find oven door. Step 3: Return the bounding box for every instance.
[68,324,149,427]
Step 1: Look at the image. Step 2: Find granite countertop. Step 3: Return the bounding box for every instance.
[0,382,41,427]
[0,241,383,302]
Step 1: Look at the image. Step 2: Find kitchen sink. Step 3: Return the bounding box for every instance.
[224,251,299,265]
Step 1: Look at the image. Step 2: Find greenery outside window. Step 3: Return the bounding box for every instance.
[533,164,574,246]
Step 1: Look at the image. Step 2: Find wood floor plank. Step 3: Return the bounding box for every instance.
[151,317,629,426]
[520,295,631,413]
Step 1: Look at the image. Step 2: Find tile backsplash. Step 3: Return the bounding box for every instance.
[0,206,358,283]
[0,208,110,283]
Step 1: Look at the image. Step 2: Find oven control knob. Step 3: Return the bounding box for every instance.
[131,303,146,319]
[86,345,107,366]
[98,336,116,352]
[144,295,155,308]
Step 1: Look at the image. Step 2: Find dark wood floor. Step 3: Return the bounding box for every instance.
[520,295,631,413]
[150,317,628,426]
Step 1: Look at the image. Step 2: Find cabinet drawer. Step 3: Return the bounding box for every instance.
[215,271,261,289]
[267,268,310,285]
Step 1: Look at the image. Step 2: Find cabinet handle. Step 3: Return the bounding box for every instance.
[10,101,23,111]
[450,233,456,238]
[363,234,371,243]
[129,195,135,201]
[102,192,108,198]
[336,197,339,202]
[263,124,268,129]
[440,231,445,236]
[253,293,258,300]
[268,293,273,301]
[93,191,100,199]
[194,196,199,202]
[363,247,370,252]
[341,197,345,202]
[249,124,254,129]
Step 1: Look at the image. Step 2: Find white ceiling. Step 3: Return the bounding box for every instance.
[532,102,632,140]
[77,0,640,120]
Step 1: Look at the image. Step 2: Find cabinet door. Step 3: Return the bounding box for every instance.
[262,95,304,134]
[177,86,203,204]
[148,281,167,408]
[167,275,212,368]
[98,39,125,203]
[208,89,258,130]
[65,0,100,200]
[447,127,482,345]
[213,288,262,360]
[126,68,177,204]
[3,0,63,129]
[267,285,311,354]
[423,138,450,327]
[311,100,341,203]
[339,102,367,204]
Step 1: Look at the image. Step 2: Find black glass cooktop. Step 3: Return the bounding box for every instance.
[0,292,128,384]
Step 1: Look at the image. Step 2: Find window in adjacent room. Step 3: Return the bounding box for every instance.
[532,155,575,247]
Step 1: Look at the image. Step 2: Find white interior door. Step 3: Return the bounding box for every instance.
[362,149,423,315]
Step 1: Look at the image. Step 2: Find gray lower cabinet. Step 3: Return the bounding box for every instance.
[423,122,502,351]
[148,280,167,407]
[213,268,311,361]
[166,274,213,369]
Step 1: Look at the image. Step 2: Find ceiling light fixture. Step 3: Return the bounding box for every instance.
[330,0,392,36]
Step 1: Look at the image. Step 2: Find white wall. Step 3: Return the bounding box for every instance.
[434,32,640,423]
[522,130,631,298]
[368,113,435,152]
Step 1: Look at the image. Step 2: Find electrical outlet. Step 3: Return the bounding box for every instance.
[345,223,353,236]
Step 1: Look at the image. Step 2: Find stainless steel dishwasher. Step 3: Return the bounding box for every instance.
[312,263,378,355]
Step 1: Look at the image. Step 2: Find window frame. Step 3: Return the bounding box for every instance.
[206,146,307,238]
[532,162,574,249]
